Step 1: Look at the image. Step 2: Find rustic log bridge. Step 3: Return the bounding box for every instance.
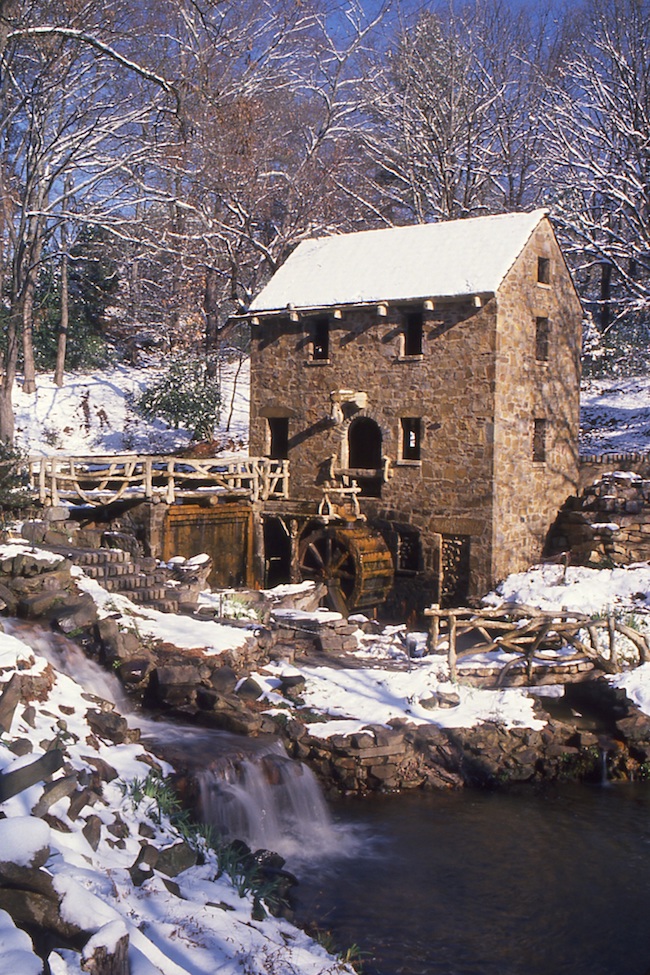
[424,602,650,685]
[26,454,290,507]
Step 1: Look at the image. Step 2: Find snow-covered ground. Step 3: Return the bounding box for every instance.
[0,613,355,975]
[3,362,650,973]
[580,373,650,454]
[14,358,250,457]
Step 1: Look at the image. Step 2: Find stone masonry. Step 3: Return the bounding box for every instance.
[546,469,650,566]
[248,214,582,606]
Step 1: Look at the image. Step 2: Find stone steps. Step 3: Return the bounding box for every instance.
[44,542,193,615]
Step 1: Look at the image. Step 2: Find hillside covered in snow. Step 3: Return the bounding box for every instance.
[11,361,650,461]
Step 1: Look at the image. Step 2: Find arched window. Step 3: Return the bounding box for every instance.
[348,417,383,497]
[348,417,382,469]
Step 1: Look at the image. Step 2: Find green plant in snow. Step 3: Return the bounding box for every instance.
[339,943,366,971]
[126,770,183,824]
[122,774,289,917]
[134,354,221,440]
[307,926,366,973]
[0,442,32,512]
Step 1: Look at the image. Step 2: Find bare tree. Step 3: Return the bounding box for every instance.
[357,0,567,223]
[359,3,502,222]
[0,0,175,440]
[545,0,650,347]
[125,0,390,352]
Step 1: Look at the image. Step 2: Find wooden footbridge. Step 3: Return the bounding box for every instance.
[27,454,290,506]
[24,452,394,613]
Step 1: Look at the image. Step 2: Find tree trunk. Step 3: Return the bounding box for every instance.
[226,352,245,432]
[204,267,220,352]
[22,276,37,395]
[54,242,69,387]
[0,310,20,443]
[600,261,611,332]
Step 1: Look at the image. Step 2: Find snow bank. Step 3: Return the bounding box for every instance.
[14,358,250,457]
[0,817,50,868]
[611,663,650,717]
[262,660,546,735]
[484,562,650,615]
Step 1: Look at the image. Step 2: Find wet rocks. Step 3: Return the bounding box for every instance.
[85,709,133,745]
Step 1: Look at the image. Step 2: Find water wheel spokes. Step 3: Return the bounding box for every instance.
[298,525,394,614]
[299,531,355,612]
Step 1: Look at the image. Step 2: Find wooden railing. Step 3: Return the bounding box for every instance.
[27,454,290,507]
[424,602,650,684]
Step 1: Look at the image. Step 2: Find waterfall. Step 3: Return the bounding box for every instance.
[3,619,350,865]
[198,742,345,864]
[3,618,129,710]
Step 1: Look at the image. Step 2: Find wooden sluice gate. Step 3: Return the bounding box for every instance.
[424,602,650,686]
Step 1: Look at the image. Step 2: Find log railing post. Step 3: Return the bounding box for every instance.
[144,458,153,500]
[50,459,60,507]
[38,460,46,505]
[426,603,440,654]
[165,459,175,504]
[448,613,458,682]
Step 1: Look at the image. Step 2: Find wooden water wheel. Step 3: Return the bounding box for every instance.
[298,524,394,615]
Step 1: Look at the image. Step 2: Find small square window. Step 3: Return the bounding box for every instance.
[312,316,329,360]
[535,317,549,361]
[403,312,423,356]
[401,417,422,461]
[533,418,547,463]
[537,257,550,285]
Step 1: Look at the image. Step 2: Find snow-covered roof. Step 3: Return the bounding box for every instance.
[249,209,548,313]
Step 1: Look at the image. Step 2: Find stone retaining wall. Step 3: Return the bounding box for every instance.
[547,470,650,566]
[282,698,650,794]
[579,452,650,492]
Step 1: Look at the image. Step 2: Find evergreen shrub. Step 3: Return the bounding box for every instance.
[134,355,221,441]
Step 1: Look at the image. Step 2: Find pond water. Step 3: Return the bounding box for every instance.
[293,784,650,975]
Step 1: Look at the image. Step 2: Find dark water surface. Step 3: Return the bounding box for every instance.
[293,784,650,975]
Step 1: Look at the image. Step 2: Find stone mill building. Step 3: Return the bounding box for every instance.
[244,209,582,612]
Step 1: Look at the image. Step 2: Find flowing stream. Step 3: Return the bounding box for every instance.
[10,620,650,973]
[5,620,349,864]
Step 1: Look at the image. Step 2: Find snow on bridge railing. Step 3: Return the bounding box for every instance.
[26,454,290,507]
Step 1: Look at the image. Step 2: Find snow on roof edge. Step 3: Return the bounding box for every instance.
[249,209,549,314]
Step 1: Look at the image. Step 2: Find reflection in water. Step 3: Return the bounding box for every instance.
[294,785,650,975]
